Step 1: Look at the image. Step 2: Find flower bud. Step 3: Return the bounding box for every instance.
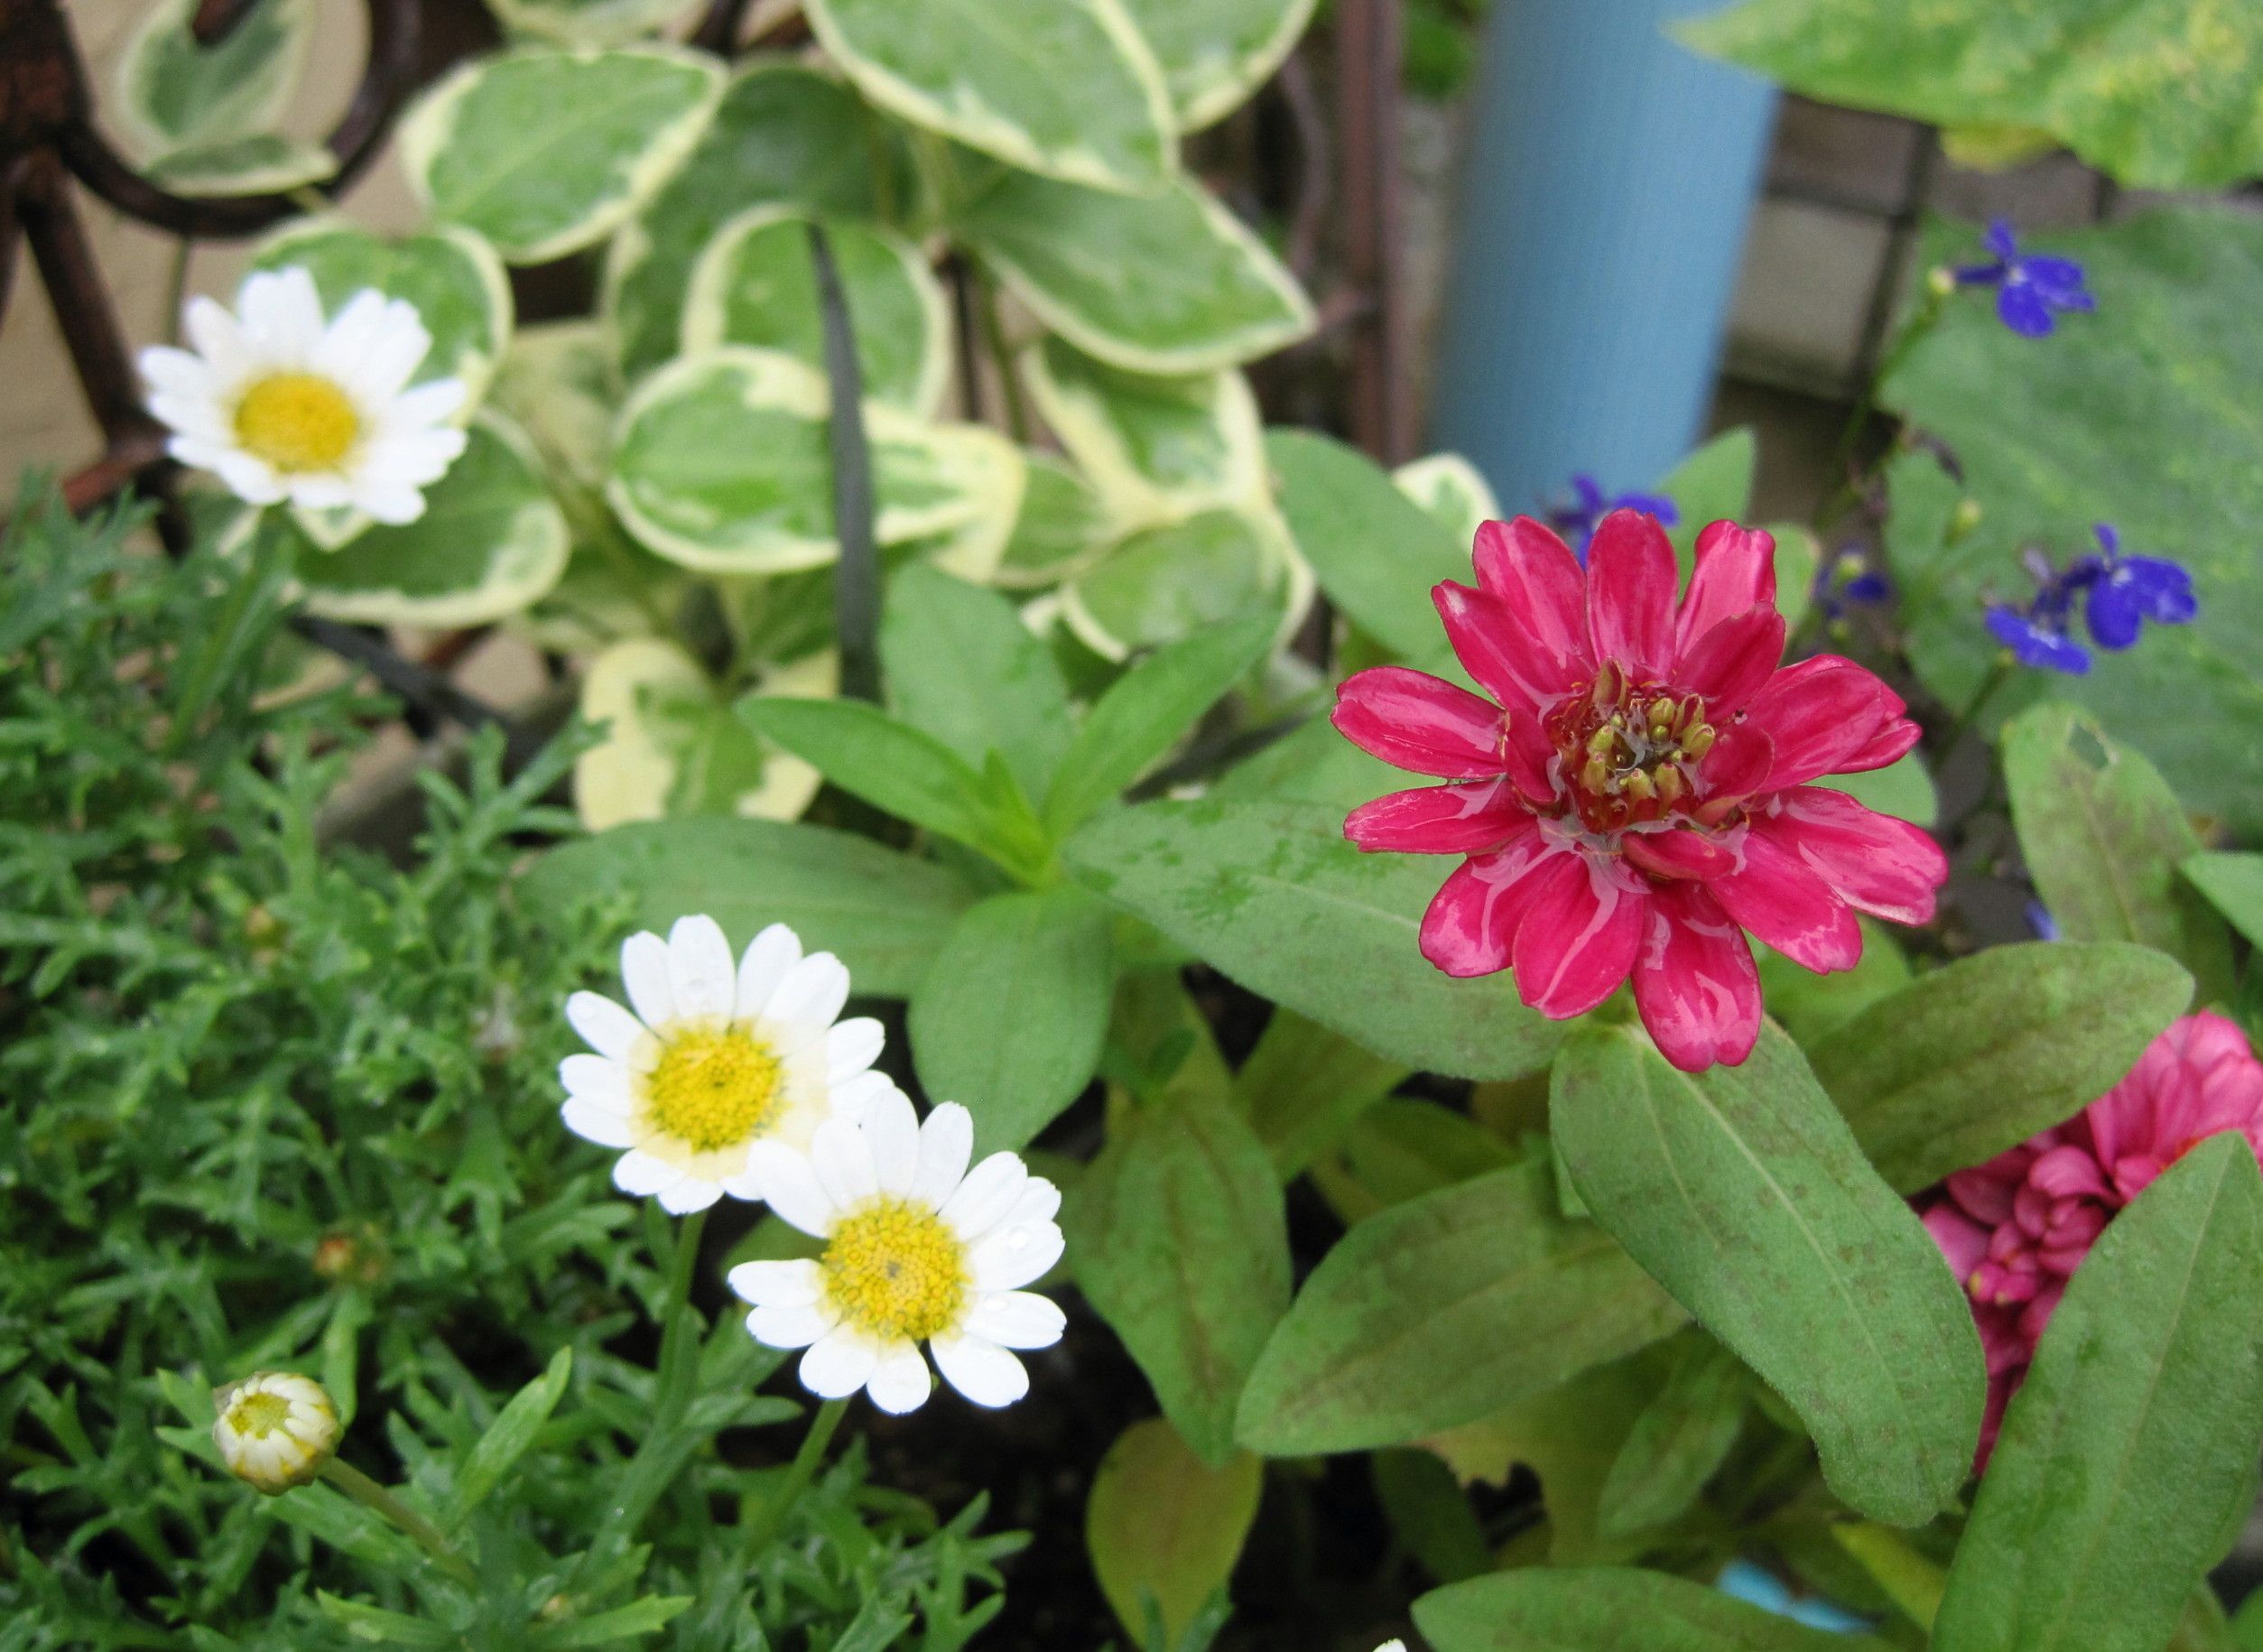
[1949,497,1985,543]
[212,1372,339,1493]
[1925,264,1958,299]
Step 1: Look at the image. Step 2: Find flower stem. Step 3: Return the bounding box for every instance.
[1938,655,2012,766]
[741,1398,849,1562]
[653,1209,709,1422]
[320,1459,478,1586]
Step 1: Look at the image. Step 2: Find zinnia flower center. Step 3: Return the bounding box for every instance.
[1546,661,1718,832]
[227,1391,292,1438]
[821,1196,970,1342]
[644,1027,783,1153]
[232,373,361,471]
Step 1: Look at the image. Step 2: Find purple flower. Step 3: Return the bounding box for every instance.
[1546,473,1679,562]
[2082,523,2195,651]
[1955,220,2096,338]
[1812,548,1892,626]
[1988,605,2092,673]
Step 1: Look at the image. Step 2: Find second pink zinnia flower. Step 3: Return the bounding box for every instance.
[1332,508,1946,1072]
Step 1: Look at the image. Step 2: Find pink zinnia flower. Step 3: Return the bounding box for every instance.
[1331,510,1945,1072]
[1920,1012,2263,1467]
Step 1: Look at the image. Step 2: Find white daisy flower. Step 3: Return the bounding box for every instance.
[138,265,468,525]
[729,1094,1066,1415]
[559,915,890,1215]
[211,1371,339,1494]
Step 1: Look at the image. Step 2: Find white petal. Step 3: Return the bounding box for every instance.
[971,1219,1063,1293]
[559,1053,629,1107]
[385,376,466,428]
[966,1290,1066,1350]
[361,423,465,483]
[312,288,391,380]
[667,914,737,1020]
[940,1151,1027,1239]
[1001,1176,1062,1230]
[866,1341,933,1415]
[736,923,802,1017]
[828,1071,896,1124]
[799,1325,881,1399]
[931,1333,1029,1408]
[912,1102,975,1209]
[727,1258,822,1307]
[809,1117,878,1211]
[620,931,674,1027]
[767,953,850,1050]
[864,1091,921,1195]
[561,1095,635,1148]
[182,295,247,374]
[349,310,432,400]
[745,1141,835,1236]
[747,1303,832,1350]
[566,991,644,1060]
[287,473,356,511]
[210,451,284,504]
[658,1176,722,1214]
[612,1149,683,1198]
[139,344,214,399]
[354,484,427,525]
[826,1017,884,1081]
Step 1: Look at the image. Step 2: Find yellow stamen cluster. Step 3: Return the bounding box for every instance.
[1550,663,1719,832]
[821,1196,970,1343]
[233,372,360,471]
[644,1027,784,1153]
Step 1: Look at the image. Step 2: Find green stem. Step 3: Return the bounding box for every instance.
[320,1459,478,1586]
[971,259,1030,444]
[653,1209,709,1422]
[1937,656,2012,769]
[741,1398,848,1562]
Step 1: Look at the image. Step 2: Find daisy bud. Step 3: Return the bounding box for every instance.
[211,1372,339,1493]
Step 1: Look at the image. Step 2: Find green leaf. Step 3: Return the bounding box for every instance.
[1415,1567,1887,1652]
[1881,210,2263,832]
[1235,1161,1684,1454]
[1062,506,1294,659]
[1681,0,2263,190]
[1086,1418,1263,1647]
[1210,713,1401,812]
[520,817,978,998]
[908,886,1114,1152]
[1063,799,1563,1080]
[741,698,1051,879]
[882,563,1075,805]
[1067,1084,1291,1464]
[291,413,569,627]
[960,173,1313,374]
[113,0,311,157]
[487,0,699,46]
[491,319,619,498]
[1816,750,1937,828]
[1022,336,1266,528]
[400,45,724,264]
[1654,426,1757,567]
[1933,1137,2263,1652]
[1596,1334,1748,1538]
[249,218,515,404]
[1756,918,1912,1049]
[525,1595,695,1647]
[808,0,1173,193]
[1234,1008,1407,1180]
[144,133,337,197]
[1551,1022,1985,1526]
[1268,429,1465,661]
[683,209,949,414]
[1117,0,1320,131]
[1832,1522,1947,1634]
[2003,701,2235,1002]
[604,59,906,377]
[993,452,1112,590]
[1808,941,2193,1193]
[1322,1099,1518,1218]
[448,1347,570,1527]
[1373,1446,1493,1585]
[2186,852,2263,951]
[1042,615,1275,838]
[314,1594,456,1646]
[1394,453,1500,552]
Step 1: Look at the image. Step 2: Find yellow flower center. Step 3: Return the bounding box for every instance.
[644,1026,784,1153]
[821,1196,970,1343]
[232,372,360,472]
[227,1391,292,1439]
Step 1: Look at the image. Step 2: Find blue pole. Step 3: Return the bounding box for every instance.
[1428,0,1778,519]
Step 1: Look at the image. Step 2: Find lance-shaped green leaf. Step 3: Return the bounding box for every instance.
[1269,430,1465,662]
[1087,1418,1263,1648]
[249,218,515,406]
[1415,1566,1890,1652]
[683,209,949,415]
[908,886,1115,1152]
[2003,701,2235,1003]
[881,563,1075,805]
[1064,799,1563,1079]
[1319,1100,1519,1220]
[961,173,1314,375]
[1235,1008,1407,1180]
[1933,1136,2263,1652]
[1395,453,1499,551]
[487,0,698,45]
[806,0,1174,193]
[2186,852,2263,951]
[1022,336,1266,527]
[113,0,312,160]
[1210,714,1401,812]
[1809,941,2193,1193]
[1596,1334,1748,1538]
[520,817,977,998]
[1118,0,1320,131]
[1236,1161,1685,1454]
[291,413,569,627]
[1552,1022,1985,1526]
[400,45,725,264]
[1068,1083,1291,1464]
[1062,506,1293,660]
[447,1348,571,1527]
[1682,0,2263,190]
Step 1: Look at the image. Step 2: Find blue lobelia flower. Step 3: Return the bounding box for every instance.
[2081,523,2195,651]
[1812,547,1893,626]
[1954,219,2096,338]
[1987,546,2094,673]
[1547,472,1680,563]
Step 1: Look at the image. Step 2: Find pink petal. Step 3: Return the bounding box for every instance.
[1509,850,1646,1017]
[1502,706,1557,803]
[1471,517,1592,671]
[1418,822,1556,977]
[1922,1198,1991,1280]
[1699,722,1775,803]
[1752,786,1948,926]
[1346,779,1531,855]
[1629,880,1761,1072]
[1585,509,1678,680]
[1622,827,1738,881]
[1434,581,1581,713]
[2027,1145,2111,1201]
[1331,667,1506,778]
[1676,522,1778,654]
[1742,654,1907,790]
[1946,1161,2022,1225]
[1674,608,1785,714]
[1842,716,1923,773]
[1710,831,1862,973]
